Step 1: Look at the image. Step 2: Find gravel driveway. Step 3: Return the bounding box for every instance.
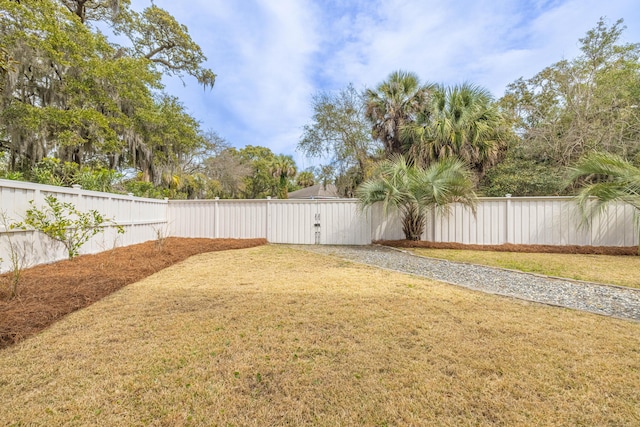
[295,244,640,321]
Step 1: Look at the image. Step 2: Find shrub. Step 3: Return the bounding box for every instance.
[0,211,30,299]
[13,195,124,260]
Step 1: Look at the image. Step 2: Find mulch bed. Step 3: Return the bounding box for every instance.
[0,237,267,349]
[378,240,638,256]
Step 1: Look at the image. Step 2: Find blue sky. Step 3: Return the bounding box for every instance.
[129,0,640,170]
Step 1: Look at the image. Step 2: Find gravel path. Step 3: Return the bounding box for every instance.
[295,245,640,321]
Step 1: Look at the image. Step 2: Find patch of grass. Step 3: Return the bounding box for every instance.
[1,246,639,425]
[408,248,640,289]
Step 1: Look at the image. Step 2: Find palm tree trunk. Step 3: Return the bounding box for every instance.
[402,203,425,240]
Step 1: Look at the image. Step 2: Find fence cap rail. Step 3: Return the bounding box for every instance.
[0,179,168,203]
[166,195,608,204]
[167,198,361,204]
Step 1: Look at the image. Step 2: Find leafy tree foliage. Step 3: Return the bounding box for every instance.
[198,134,251,199]
[60,0,127,24]
[236,146,279,199]
[270,154,297,199]
[479,18,640,196]
[114,4,216,88]
[499,18,640,167]
[0,0,219,198]
[295,170,315,188]
[479,150,566,196]
[299,84,379,195]
[302,77,510,195]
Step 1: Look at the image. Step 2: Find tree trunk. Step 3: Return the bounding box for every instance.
[402,203,425,241]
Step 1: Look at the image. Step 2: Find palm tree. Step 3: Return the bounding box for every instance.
[270,155,297,199]
[357,155,477,240]
[296,170,315,188]
[568,151,640,253]
[402,83,510,178]
[365,70,431,156]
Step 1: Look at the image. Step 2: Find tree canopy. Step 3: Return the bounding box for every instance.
[0,0,302,199]
[402,82,513,179]
[365,70,430,156]
[296,18,639,200]
[487,17,640,196]
[2,7,638,204]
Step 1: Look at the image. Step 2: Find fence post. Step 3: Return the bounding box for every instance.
[33,186,42,210]
[163,198,169,238]
[432,205,437,242]
[214,197,219,238]
[505,194,512,244]
[127,192,134,245]
[71,184,84,213]
[266,197,271,241]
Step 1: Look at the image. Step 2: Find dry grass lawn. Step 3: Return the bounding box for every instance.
[406,248,640,289]
[1,245,639,426]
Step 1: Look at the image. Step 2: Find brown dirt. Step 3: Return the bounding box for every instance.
[378,240,638,256]
[0,237,266,349]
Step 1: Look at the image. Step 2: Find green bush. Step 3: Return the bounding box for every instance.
[13,195,124,259]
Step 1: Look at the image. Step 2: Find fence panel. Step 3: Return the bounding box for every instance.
[168,200,268,239]
[370,203,404,241]
[268,200,314,244]
[317,200,371,245]
[590,200,638,246]
[167,200,213,238]
[370,196,637,246]
[0,180,167,272]
[218,200,268,239]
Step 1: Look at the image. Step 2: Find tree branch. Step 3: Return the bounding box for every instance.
[144,43,175,60]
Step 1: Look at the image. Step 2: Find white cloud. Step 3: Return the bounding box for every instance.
[128,0,640,165]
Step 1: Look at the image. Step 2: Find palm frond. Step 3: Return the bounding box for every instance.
[569,151,640,254]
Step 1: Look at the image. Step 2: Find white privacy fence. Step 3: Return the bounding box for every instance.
[0,179,167,272]
[0,179,637,271]
[418,197,637,246]
[167,196,637,247]
[167,199,371,245]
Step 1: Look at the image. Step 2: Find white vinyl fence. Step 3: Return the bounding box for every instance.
[0,179,167,272]
[419,196,637,246]
[0,179,637,272]
[168,196,637,247]
[168,199,371,245]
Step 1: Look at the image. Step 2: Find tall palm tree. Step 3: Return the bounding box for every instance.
[568,151,640,253]
[270,155,297,199]
[365,70,431,156]
[357,155,476,240]
[402,83,510,178]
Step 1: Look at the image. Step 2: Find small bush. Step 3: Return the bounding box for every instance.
[13,195,124,260]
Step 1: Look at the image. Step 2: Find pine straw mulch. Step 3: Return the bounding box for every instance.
[378,240,638,255]
[0,237,267,349]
